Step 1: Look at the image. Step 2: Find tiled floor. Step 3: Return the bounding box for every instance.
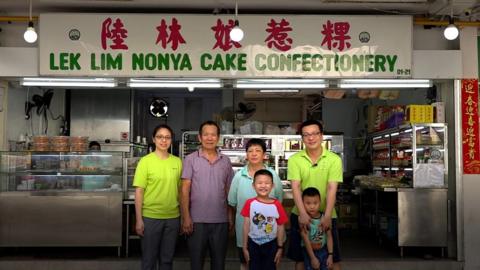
[0,229,462,270]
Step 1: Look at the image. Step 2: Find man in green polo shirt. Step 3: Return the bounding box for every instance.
[287,120,343,270]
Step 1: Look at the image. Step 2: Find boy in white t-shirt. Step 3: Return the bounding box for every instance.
[241,169,288,270]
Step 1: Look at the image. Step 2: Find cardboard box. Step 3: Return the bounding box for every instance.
[405,105,434,123]
[432,102,445,123]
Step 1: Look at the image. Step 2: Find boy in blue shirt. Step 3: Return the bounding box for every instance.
[301,187,333,270]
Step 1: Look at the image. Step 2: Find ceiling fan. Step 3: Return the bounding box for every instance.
[149,98,169,118]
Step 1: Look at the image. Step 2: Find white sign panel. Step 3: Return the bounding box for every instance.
[39,14,413,78]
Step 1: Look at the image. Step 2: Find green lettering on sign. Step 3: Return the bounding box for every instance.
[180,54,193,70]
[91,53,121,70]
[132,53,144,70]
[386,55,397,72]
[255,54,266,71]
[238,54,247,71]
[49,53,59,70]
[200,53,212,70]
[51,53,81,70]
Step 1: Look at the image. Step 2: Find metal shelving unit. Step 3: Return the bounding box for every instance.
[370,123,448,188]
[365,123,449,255]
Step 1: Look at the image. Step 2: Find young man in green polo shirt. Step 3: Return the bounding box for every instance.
[287,120,343,270]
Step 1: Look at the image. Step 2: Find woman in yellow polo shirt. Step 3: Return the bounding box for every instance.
[133,124,182,270]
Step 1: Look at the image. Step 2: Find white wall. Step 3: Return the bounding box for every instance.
[413,26,460,50]
[463,175,480,268]
[0,23,36,48]
[459,26,480,270]
[0,47,38,76]
[6,84,65,146]
[413,50,462,79]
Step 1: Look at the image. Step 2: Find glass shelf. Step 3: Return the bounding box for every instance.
[369,123,448,188]
[0,151,124,192]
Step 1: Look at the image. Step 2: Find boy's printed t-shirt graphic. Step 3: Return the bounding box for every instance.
[241,198,288,245]
[308,217,327,250]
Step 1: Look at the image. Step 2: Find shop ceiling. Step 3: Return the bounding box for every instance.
[0,0,478,21]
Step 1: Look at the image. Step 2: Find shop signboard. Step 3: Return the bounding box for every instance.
[461,79,480,174]
[39,14,412,78]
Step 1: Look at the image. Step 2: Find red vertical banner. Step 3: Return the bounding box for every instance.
[461,79,480,174]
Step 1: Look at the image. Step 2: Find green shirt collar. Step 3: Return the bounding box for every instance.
[299,146,328,164]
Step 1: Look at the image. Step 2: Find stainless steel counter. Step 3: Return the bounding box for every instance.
[0,191,122,247]
[398,188,447,247]
[358,186,448,256]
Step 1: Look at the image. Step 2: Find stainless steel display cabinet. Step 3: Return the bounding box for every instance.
[0,151,124,251]
[124,156,141,200]
[398,188,447,255]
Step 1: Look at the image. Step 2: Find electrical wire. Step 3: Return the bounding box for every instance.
[28,0,32,22]
[48,108,64,121]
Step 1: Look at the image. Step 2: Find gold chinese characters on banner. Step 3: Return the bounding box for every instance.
[461,79,480,174]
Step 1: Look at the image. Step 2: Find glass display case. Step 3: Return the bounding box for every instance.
[180,132,344,196]
[124,156,141,199]
[0,152,123,192]
[371,123,448,188]
[0,151,124,250]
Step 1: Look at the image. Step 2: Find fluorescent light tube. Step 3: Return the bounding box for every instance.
[259,89,299,93]
[338,79,432,88]
[128,78,221,88]
[22,77,116,87]
[236,79,328,89]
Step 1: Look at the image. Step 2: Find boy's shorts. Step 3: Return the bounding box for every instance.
[286,213,341,263]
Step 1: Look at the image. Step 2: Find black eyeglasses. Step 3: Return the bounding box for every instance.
[301,132,321,139]
[155,135,172,141]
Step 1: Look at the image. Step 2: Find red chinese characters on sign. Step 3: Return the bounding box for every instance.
[461,79,480,174]
[265,19,293,51]
[211,19,241,51]
[101,18,129,50]
[321,20,351,51]
[155,18,186,50]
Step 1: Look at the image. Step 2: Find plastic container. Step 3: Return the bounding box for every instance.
[70,136,89,144]
[51,143,70,152]
[33,136,49,144]
[32,143,50,151]
[70,143,88,152]
[50,136,69,144]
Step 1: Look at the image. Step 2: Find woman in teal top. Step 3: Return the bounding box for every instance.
[133,124,182,270]
[227,138,283,270]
